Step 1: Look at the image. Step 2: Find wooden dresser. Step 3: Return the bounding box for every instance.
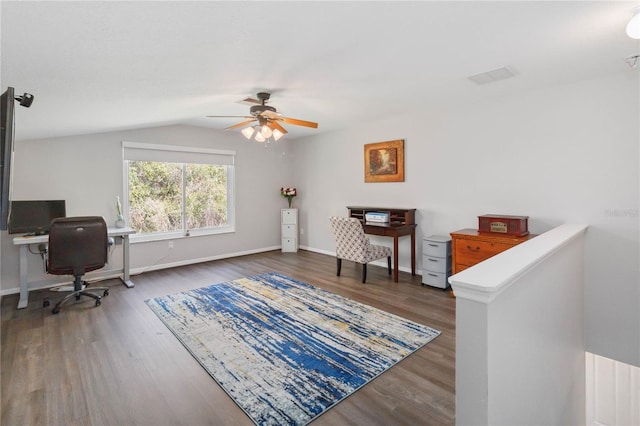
[450,228,537,274]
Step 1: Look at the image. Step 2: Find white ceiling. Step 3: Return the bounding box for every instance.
[2,1,638,142]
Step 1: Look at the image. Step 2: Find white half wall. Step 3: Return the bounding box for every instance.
[292,71,639,367]
[451,224,587,425]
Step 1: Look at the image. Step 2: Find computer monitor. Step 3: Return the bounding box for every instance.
[8,200,66,235]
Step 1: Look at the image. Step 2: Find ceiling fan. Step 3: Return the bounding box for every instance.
[206,92,318,142]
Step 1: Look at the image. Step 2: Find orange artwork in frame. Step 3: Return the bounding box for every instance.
[364,139,405,183]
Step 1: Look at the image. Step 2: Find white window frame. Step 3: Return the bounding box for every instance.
[122,141,236,243]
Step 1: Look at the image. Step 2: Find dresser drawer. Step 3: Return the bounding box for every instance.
[423,255,452,274]
[281,224,297,238]
[423,238,451,257]
[422,270,450,289]
[454,239,513,265]
[281,238,297,252]
[281,209,297,225]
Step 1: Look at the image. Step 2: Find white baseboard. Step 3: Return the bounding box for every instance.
[0,269,135,297]
[300,245,421,275]
[1,244,422,297]
[0,245,281,297]
[299,245,334,256]
[129,245,281,275]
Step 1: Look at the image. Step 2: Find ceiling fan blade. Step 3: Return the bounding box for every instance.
[280,116,318,129]
[207,115,253,118]
[225,119,256,130]
[268,121,288,134]
[242,97,261,104]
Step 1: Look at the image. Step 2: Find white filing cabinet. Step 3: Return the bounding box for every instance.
[422,235,451,289]
[281,208,298,252]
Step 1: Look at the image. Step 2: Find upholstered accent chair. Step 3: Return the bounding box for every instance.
[329,216,392,283]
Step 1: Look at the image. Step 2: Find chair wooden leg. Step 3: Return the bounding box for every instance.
[387,256,392,275]
[362,263,367,283]
[336,258,342,276]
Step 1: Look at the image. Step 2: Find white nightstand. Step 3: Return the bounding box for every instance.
[281,209,298,252]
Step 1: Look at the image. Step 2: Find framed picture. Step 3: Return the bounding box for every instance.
[364,139,404,182]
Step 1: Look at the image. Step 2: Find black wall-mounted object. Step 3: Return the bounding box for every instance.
[15,92,34,108]
[1,87,35,230]
[0,87,16,231]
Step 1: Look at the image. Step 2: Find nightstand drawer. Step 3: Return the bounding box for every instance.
[281,224,296,238]
[422,270,450,289]
[422,237,451,257]
[422,255,451,274]
[281,209,297,225]
[281,238,297,252]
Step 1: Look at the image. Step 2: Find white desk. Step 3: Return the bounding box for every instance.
[12,227,136,309]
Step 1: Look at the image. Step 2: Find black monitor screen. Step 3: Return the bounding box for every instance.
[8,200,66,235]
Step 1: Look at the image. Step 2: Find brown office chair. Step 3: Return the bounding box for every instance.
[47,216,110,314]
[329,216,392,283]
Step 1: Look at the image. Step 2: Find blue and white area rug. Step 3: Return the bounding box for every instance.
[145,272,440,425]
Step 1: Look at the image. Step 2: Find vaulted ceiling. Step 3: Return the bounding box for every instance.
[2,1,638,141]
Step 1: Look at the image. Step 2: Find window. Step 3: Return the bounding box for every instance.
[123,142,235,240]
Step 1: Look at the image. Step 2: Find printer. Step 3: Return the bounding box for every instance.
[365,212,390,223]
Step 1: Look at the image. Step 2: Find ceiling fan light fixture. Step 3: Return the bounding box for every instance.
[628,6,640,39]
[261,125,273,138]
[241,126,255,139]
[208,92,318,148]
[272,128,284,141]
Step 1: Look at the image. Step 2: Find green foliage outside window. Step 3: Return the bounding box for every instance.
[128,161,228,234]
[185,163,228,230]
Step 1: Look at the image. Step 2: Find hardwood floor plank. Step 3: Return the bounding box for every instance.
[1,249,455,425]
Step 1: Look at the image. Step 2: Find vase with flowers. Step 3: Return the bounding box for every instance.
[280,187,297,208]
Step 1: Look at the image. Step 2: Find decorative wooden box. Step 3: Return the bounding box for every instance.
[478,214,529,237]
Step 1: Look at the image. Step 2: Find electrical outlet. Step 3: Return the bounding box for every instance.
[168,241,174,249]
[300,228,304,235]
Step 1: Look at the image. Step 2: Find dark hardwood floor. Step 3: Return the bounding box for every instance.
[1,250,455,425]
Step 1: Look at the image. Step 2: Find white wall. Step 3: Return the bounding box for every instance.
[0,124,295,292]
[292,71,639,367]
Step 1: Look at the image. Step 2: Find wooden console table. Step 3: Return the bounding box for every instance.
[347,207,416,282]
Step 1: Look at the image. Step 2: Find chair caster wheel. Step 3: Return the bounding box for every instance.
[52,307,60,314]
[43,298,50,307]
[103,289,109,297]
[95,299,101,307]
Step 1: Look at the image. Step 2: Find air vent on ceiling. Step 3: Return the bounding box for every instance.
[468,66,516,85]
